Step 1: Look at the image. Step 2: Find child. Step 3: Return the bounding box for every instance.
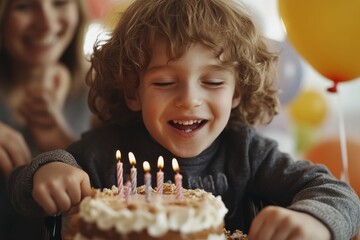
[8,0,360,239]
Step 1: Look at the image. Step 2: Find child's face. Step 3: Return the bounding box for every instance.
[127,42,240,158]
[2,0,79,67]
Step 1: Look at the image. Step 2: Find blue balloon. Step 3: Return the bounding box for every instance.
[271,39,304,105]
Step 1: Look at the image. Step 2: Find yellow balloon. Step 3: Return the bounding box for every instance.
[279,0,360,85]
[288,90,328,127]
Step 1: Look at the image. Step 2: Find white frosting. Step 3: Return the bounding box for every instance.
[79,184,228,239]
[74,232,225,240]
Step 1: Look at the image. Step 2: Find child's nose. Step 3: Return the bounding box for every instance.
[174,84,202,109]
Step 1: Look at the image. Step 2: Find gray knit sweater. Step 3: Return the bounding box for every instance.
[8,122,360,239]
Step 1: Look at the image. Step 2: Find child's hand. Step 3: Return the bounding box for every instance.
[0,122,31,179]
[248,206,331,240]
[32,162,92,216]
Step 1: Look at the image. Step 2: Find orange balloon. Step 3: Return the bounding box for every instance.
[279,0,360,86]
[288,90,327,127]
[304,138,360,197]
[354,233,359,240]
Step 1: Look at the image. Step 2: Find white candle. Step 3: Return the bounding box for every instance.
[157,156,164,194]
[116,150,123,196]
[143,161,151,202]
[172,158,183,200]
[128,152,137,195]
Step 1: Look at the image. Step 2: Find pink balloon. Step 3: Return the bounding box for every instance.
[88,0,111,20]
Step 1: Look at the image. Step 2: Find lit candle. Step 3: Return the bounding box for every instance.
[125,180,131,204]
[143,161,152,202]
[128,152,137,195]
[157,156,164,194]
[116,150,123,196]
[172,158,183,200]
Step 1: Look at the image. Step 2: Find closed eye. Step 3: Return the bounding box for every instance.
[205,81,223,85]
[202,81,225,87]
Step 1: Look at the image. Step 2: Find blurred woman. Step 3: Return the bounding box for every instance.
[0,0,91,238]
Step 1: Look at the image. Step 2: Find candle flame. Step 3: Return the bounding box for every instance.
[116,150,121,161]
[157,156,164,169]
[172,158,180,172]
[143,161,151,172]
[129,152,136,165]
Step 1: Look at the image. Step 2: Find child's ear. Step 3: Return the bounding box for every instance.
[124,86,142,111]
[232,90,241,108]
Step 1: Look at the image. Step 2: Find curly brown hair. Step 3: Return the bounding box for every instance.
[87,0,279,127]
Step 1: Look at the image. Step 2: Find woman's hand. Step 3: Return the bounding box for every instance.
[248,206,331,240]
[19,65,76,151]
[32,162,92,215]
[0,122,31,178]
[19,86,76,151]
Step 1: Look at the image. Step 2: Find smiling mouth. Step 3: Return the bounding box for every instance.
[169,119,207,133]
[28,36,57,47]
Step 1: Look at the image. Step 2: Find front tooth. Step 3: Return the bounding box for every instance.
[173,120,202,125]
[181,120,192,125]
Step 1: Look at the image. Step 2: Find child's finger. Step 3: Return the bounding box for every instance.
[51,190,72,213]
[80,173,92,198]
[248,214,266,240]
[33,185,59,216]
[65,183,82,206]
[271,227,294,240]
[248,207,280,240]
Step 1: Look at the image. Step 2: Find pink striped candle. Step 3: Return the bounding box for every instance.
[172,158,183,200]
[116,150,123,196]
[125,180,131,204]
[143,161,151,203]
[128,152,137,195]
[157,156,164,194]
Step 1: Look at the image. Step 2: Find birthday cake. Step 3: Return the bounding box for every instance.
[72,183,230,240]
